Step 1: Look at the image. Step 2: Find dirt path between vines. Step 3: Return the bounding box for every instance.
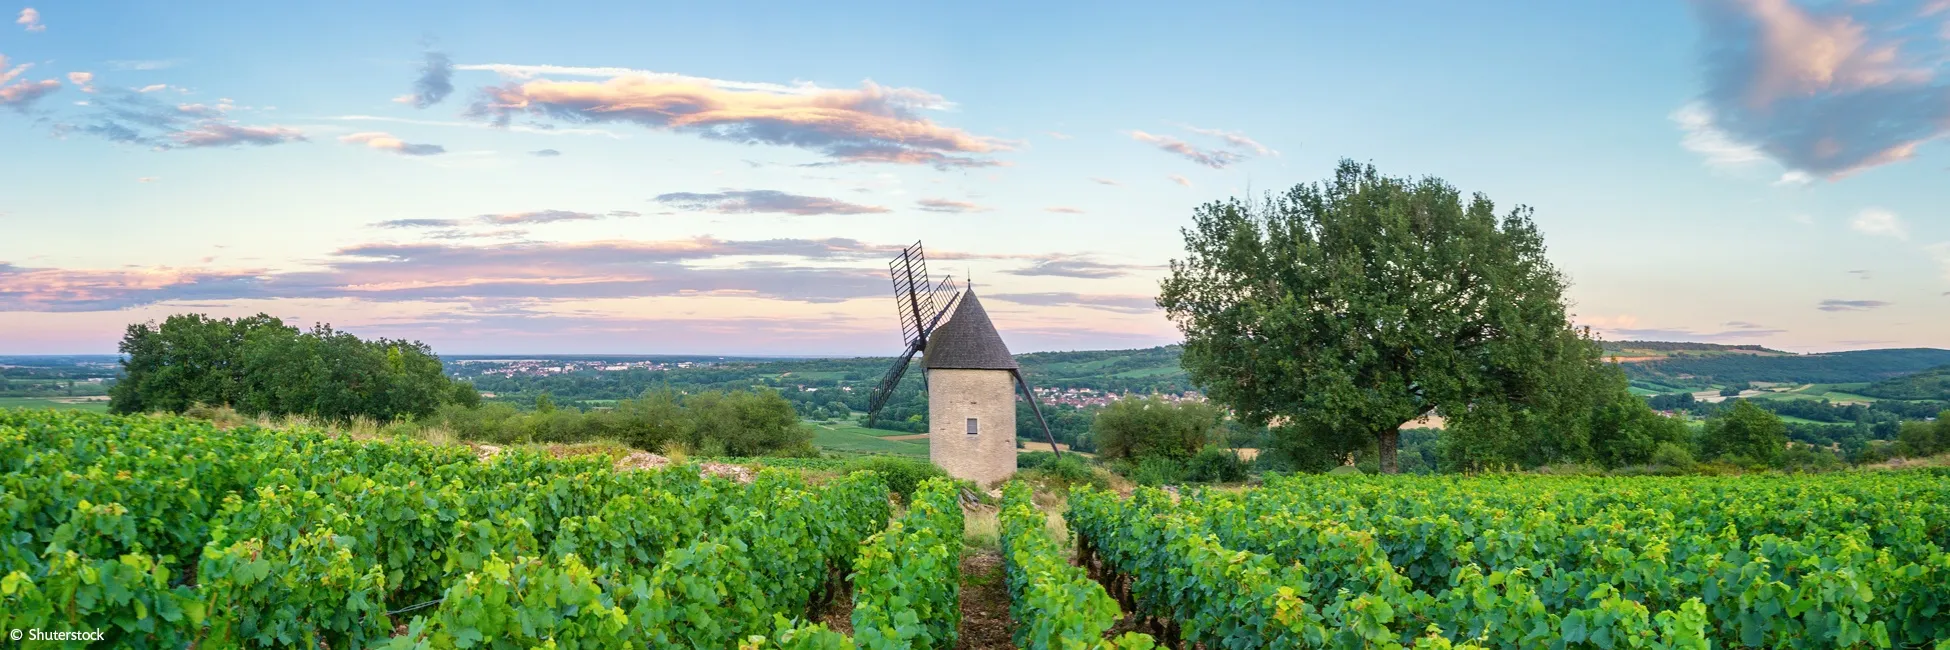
[958,549,1014,650]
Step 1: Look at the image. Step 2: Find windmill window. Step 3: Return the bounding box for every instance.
[966,418,979,435]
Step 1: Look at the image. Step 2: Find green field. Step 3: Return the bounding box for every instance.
[0,397,110,412]
[805,418,927,457]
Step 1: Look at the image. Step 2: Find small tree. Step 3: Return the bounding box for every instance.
[1700,400,1787,465]
[1090,396,1222,462]
[1895,412,1947,457]
[1160,160,1594,473]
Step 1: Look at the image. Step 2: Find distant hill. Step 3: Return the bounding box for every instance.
[1599,340,1791,359]
[1619,346,1950,390]
[1860,365,1950,401]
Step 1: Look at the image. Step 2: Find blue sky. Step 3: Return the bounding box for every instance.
[2,0,1947,355]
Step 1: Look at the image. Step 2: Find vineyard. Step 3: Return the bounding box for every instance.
[1070,472,1950,649]
[10,408,1950,648]
[1,409,983,648]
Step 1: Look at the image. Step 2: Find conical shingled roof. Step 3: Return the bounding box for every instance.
[923,289,1019,370]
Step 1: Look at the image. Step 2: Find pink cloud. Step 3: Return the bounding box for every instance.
[172,123,306,148]
[1687,0,1950,177]
[16,8,42,32]
[472,73,1007,168]
[339,131,446,156]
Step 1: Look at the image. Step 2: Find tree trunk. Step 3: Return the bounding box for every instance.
[1377,426,1401,474]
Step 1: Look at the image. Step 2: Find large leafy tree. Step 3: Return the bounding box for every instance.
[1159,160,1595,473]
[110,313,289,414]
[1699,400,1787,465]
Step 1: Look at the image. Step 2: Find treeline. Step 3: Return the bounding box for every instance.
[1624,348,1950,388]
[109,314,819,458]
[429,389,815,456]
[110,314,476,421]
[455,346,1197,416]
[1860,365,1950,401]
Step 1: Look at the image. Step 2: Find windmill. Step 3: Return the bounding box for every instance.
[865,241,1062,483]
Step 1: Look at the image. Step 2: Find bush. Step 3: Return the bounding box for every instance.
[1017,451,1058,470]
[1021,453,1107,495]
[1776,445,1843,472]
[1184,445,1248,483]
[843,456,948,504]
[1648,442,1696,471]
[1326,465,1363,476]
[1129,456,1186,487]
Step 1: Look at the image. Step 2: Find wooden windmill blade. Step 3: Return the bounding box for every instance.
[866,242,960,426]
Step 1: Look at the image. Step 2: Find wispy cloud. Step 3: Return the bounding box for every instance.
[915,198,988,213]
[67,88,304,148]
[654,190,889,215]
[106,60,180,71]
[0,237,945,311]
[1046,131,1073,140]
[1180,125,1275,156]
[1817,299,1891,312]
[1849,208,1907,239]
[332,114,620,138]
[16,8,43,32]
[373,209,638,229]
[1089,177,1121,186]
[1846,269,1871,280]
[466,67,1005,168]
[1003,256,1145,279]
[0,55,61,110]
[65,72,93,93]
[1044,206,1085,214]
[1130,124,1272,169]
[339,131,446,156]
[0,238,1140,316]
[400,50,454,109]
[1169,174,1192,187]
[987,292,1158,314]
[1670,102,1769,169]
[530,148,561,157]
[172,123,305,147]
[1684,0,1950,178]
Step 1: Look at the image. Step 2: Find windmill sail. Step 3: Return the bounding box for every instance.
[866,242,960,425]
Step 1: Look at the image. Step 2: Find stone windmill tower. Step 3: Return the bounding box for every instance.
[866,241,1061,486]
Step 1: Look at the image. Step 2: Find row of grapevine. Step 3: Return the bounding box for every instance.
[1072,471,1950,650]
[850,477,965,649]
[997,481,1156,650]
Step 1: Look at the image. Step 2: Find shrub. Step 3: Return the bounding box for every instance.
[1649,442,1696,470]
[1130,456,1186,487]
[843,456,948,503]
[1017,451,1058,470]
[1184,445,1248,483]
[1326,465,1363,476]
[1021,453,1108,495]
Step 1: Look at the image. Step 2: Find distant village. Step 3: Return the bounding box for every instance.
[451,358,715,377]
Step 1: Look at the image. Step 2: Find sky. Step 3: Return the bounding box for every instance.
[2,0,1948,356]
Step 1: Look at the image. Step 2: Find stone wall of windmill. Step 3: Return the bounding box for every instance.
[925,368,1017,486]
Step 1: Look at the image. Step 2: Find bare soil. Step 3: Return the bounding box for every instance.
[957,550,1014,650]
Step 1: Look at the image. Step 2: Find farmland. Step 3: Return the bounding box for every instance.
[1071,473,1950,649]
